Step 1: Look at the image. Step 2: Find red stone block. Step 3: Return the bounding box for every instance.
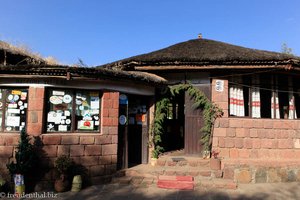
[102,144,117,155]
[229,148,239,159]
[236,128,247,138]
[85,145,102,156]
[214,128,226,137]
[157,180,194,190]
[263,120,273,129]
[95,135,112,144]
[218,137,225,148]
[242,119,253,128]
[90,165,105,176]
[102,92,110,99]
[109,127,118,135]
[102,108,109,117]
[80,136,95,145]
[229,119,242,128]
[212,137,218,147]
[226,128,236,137]
[111,135,118,144]
[219,118,229,128]
[28,87,36,99]
[257,129,266,138]
[57,145,70,156]
[249,129,258,138]
[252,139,261,149]
[224,138,235,148]
[0,146,13,158]
[250,149,259,158]
[43,135,61,145]
[244,138,253,149]
[234,138,243,149]
[219,148,230,158]
[99,155,112,165]
[253,120,263,128]
[261,139,273,149]
[43,145,58,157]
[111,100,118,109]
[81,156,99,166]
[0,137,4,145]
[61,136,79,144]
[278,139,293,149]
[112,118,119,126]
[4,136,19,145]
[103,99,112,109]
[109,108,119,118]
[102,117,113,126]
[70,145,84,156]
[111,155,117,164]
[239,149,250,158]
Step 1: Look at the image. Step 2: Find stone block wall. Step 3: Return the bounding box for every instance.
[211,78,300,160]
[0,87,119,186]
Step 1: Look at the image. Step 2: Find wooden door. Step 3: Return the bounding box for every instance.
[184,84,211,154]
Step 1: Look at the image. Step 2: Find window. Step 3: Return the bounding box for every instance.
[229,74,298,119]
[0,88,28,132]
[46,89,101,132]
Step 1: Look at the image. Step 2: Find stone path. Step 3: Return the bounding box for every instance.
[21,181,300,200]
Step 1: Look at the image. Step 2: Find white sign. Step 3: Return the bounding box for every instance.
[7,116,20,127]
[215,80,224,92]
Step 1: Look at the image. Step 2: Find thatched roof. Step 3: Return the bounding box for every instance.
[0,64,166,85]
[100,38,300,70]
[0,40,46,65]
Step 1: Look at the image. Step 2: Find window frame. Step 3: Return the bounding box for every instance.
[228,74,298,120]
[0,87,29,133]
[45,88,102,133]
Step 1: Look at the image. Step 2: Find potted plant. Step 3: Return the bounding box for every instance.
[210,150,221,170]
[54,155,73,192]
[6,129,36,195]
[150,146,164,166]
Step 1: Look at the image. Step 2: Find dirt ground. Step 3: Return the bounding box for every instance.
[22,181,300,200]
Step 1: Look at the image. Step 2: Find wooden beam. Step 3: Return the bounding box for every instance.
[134,64,296,71]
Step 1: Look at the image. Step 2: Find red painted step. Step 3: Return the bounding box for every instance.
[157,180,194,190]
[158,175,194,181]
[157,176,194,190]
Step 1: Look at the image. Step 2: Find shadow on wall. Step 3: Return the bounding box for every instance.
[56,182,300,200]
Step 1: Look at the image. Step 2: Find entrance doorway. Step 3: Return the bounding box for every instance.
[117,94,149,169]
[161,92,185,152]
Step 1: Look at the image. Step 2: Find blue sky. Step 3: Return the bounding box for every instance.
[0,0,299,66]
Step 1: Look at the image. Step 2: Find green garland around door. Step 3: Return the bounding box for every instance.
[150,83,223,158]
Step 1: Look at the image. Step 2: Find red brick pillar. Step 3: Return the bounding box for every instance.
[211,79,229,155]
[99,91,119,175]
[27,86,45,136]
[211,79,228,117]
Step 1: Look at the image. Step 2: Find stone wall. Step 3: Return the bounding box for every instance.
[0,87,119,187]
[211,78,300,184]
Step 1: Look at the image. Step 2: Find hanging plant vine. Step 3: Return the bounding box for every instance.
[150,83,223,158]
[170,83,223,152]
[149,94,170,158]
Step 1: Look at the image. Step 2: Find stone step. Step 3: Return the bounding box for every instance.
[112,176,157,186]
[157,180,194,190]
[157,158,210,168]
[196,178,238,190]
[157,175,194,190]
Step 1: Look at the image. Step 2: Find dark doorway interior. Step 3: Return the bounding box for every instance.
[117,94,149,169]
[161,92,185,152]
